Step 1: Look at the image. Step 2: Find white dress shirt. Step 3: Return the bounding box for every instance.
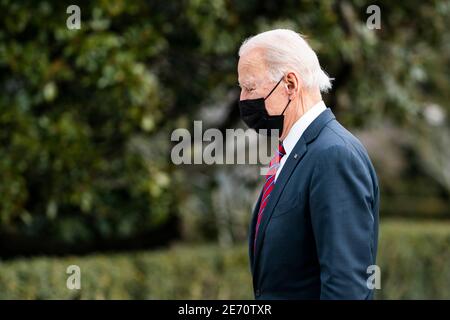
[275,100,327,182]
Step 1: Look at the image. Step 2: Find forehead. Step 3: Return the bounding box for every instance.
[238,48,267,84]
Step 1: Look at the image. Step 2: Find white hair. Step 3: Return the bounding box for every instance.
[238,29,332,93]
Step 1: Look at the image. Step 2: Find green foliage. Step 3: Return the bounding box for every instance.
[0,1,177,246]
[0,220,449,299]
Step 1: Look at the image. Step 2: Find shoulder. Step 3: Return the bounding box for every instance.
[310,119,368,167]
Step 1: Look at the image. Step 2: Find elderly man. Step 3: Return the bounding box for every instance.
[238,29,379,300]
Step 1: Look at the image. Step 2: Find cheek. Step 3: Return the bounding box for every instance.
[265,96,285,115]
[266,91,289,114]
[264,100,278,115]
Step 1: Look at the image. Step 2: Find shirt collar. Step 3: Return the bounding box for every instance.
[282,100,327,156]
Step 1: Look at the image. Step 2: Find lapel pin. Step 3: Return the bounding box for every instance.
[294,153,298,159]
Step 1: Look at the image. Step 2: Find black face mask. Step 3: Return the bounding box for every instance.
[239,77,291,136]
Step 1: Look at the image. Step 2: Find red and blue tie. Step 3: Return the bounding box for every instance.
[254,142,286,252]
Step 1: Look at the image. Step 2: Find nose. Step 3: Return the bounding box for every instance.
[240,90,247,101]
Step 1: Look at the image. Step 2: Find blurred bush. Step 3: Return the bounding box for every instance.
[376,220,450,299]
[0,220,449,299]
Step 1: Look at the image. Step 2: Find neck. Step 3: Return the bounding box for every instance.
[279,91,322,141]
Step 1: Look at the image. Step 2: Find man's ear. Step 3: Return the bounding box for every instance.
[285,72,300,98]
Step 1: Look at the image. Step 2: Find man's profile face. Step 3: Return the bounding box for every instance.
[237,49,287,116]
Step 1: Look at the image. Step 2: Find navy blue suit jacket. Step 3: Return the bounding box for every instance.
[249,108,379,300]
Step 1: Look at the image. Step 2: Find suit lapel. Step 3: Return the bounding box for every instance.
[252,137,307,274]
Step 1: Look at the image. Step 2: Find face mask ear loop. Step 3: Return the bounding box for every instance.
[264,77,284,100]
[281,99,291,116]
[300,86,305,115]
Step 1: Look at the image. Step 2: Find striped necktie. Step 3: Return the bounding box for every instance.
[254,142,286,252]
